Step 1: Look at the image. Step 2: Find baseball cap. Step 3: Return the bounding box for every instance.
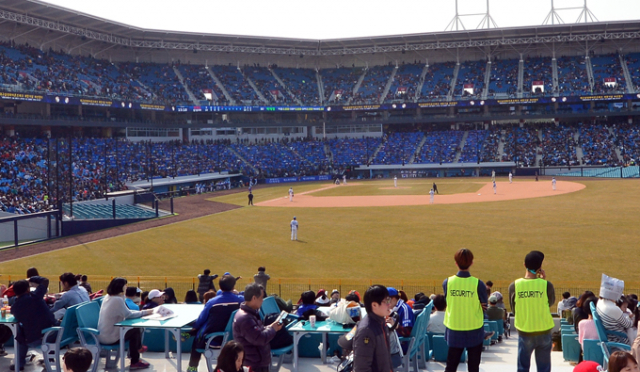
[387,287,399,297]
[293,216,296,219]
[572,361,602,372]
[489,295,498,304]
[331,289,340,295]
[148,289,165,300]
[524,250,545,271]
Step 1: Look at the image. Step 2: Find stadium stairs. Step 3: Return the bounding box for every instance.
[172,66,200,105]
[535,130,543,165]
[454,131,469,163]
[409,134,428,164]
[316,70,324,105]
[347,68,368,104]
[497,130,506,159]
[608,127,624,163]
[482,61,491,100]
[206,67,236,104]
[552,57,560,95]
[414,64,430,102]
[574,131,585,164]
[270,68,303,105]
[585,56,595,93]
[447,63,460,99]
[227,146,259,174]
[517,57,524,98]
[369,140,386,164]
[620,54,636,93]
[323,143,334,163]
[379,66,398,104]
[241,68,270,104]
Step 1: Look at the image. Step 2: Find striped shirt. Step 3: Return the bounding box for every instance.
[596,299,632,344]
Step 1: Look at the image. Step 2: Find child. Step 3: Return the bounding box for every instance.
[63,348,93,372]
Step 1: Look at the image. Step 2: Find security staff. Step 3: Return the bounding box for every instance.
[442,248,487,372]
[508,251,556,372]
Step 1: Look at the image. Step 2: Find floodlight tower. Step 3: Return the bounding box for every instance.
[542,0,599,25]
[445,0,499,31]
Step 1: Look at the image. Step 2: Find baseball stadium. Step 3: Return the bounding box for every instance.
[0,0,639,371]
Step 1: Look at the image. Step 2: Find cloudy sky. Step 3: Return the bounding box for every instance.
[39,0,640,40]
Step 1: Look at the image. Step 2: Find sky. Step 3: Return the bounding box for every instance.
[38,0,640,40]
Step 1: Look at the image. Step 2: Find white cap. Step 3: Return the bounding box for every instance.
[148,289,165,300]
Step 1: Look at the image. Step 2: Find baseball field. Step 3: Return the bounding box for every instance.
[0,177,636,294]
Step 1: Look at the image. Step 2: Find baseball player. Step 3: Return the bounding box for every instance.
[429,188,434,204]
[290,216,299,241]
[335,177,340,186]
[493,180,497,195]
[433,182,439,194]
[343,175,347,185]
[394,175,398,187]
[289,187,294,202]
[491,170,496,182]
[552,177,556,191]
[248,191,254,206]
[509,172,513,183]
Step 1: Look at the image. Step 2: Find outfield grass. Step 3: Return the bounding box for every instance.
[0,177,638,287]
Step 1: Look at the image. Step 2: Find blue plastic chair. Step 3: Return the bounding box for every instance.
[431,334,466,363]
[583,339,604,364]
[92,296,105,306]
[483,323,492,347]
[562,333,581,362]
[201,309,238,372]
[260,297,281,319]
[76,301,129,372]
[398,302,431,372]
[41,302,84,372]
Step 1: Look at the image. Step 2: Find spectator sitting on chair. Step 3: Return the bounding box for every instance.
[315,289,331,306]
[388,287,414,337]
[97,277,153,370]
[163,288,178,304]
[578,297,598,349]
[573,291,596,332]
[11,276,56,371]
[51,272,90,315]
[184,290,201,304]
[412,293,431,312]
[557,291,578,315]
[233,282,283,372]
[297,290,319,318]
[125,287,141,310]
[597,293,634,345]
[62,347,93,372]
[330,289,341,306]
[142,289,165,310]
[487,295,506,340]
[187,274,244,372]
[427,294,447,334]
[490,291,507,310]
[203,290,217,304]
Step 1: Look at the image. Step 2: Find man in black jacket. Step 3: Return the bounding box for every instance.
[353,285,393,372]
[11,276,56,371]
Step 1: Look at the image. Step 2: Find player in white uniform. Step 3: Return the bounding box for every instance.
[335,177,340,185]
[552,177,556,190]
[289,187,294,202]
[491,170,496,182]
[290,216,299,241]
[509,172,513,183]
[343,175,347,185]
[394,176,397,187]
[429,188,434,204]
[493,181,497,194]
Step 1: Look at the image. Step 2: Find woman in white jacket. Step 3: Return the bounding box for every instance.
[97,277,154,370]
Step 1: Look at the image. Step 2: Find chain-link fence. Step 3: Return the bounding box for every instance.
[2,274,632,312]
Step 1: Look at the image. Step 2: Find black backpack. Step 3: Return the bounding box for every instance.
[263,313,294,350]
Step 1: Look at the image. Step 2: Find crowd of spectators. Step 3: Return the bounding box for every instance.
[626,53,640,93]
[502,126,539,166]
[487,58,519,97]
[416,130,463,164]
[591,54,627,94]
[456,60,486,98]
[118,62,191,105]
[557,56,591,95]
[273,67,320,105]
[384,63,423,103]
[458,130,489,163]
[481,128,501,162]
[351,65,395,104]
[615,122,640,164]
[178,65,228,104]
[328,136,382,167]
[244,65,293,104]
[540,124,579,166]
[523,56,554,95]
[320,67,364,104]
[373,132,423,164]
[210,65,260,104]
[578,124,621,166]
[418,61,456,100]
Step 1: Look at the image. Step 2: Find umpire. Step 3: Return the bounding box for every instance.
[433,182,439,194]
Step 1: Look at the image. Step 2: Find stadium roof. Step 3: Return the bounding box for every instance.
[1,0,639,56]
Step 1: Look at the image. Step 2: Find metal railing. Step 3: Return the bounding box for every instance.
[0,210,60,249]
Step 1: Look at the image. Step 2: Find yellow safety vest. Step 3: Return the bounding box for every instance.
[443,275,484,331]
[514,278,555,333]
